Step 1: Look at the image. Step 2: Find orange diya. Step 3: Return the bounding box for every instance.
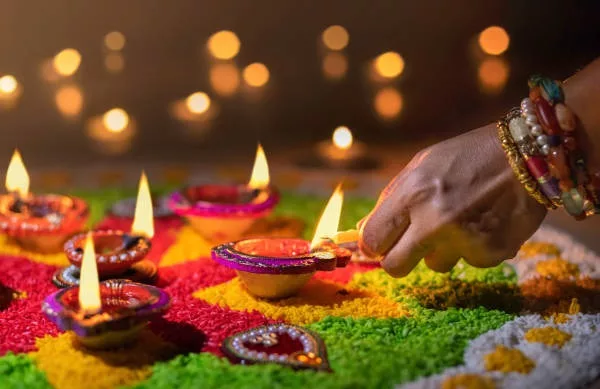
[168,144,279,243]
[54,172,156,287]
[43,233,170,349]
[212,185,351,299]
[0,150,89,253]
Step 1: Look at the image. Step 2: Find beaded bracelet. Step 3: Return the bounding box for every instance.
[497,109,556,209]
[501,75,600,219]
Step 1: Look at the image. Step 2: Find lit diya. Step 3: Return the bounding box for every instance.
[168,144,279,243]
[212,185,351,299]
[222,324,330,371]
[54,172,156,287]
[0,150,89,253]
[43,233,170,349]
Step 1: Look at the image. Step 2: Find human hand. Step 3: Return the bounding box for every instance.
[358,124,547,277]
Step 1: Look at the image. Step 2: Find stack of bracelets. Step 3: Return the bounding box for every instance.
[498,75,600,219]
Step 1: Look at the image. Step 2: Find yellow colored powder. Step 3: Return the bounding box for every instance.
[442,374,496,389]
[194,277,409,325]
[519,242,561,258]
[0,235,69,266]
[30,331,178,389]
[536,258,579,279]
[484,345,535,374]
[159,225,213,266]
[524,327,572,348]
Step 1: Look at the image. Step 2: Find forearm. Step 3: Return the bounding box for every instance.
[563,57,600,171]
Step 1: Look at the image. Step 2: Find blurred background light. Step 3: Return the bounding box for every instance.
[374,51,404,79]
[55,85,83,118]
[207,30,241,60]
[104,53,125,73]
[53,48,82,76]
[102,108,129,133]
[478,57,510,94]
[322,25,349,51]
[186,92,211,114]
[374,87,403,119]
[332,126,353,150]
[104,31,126,51]
[243,62,270,87]
[478,26,510,55]
[210,63,240,96]
[0,75,18,94]
[322,52,348,80]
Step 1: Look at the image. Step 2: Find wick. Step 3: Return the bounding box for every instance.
[122,234,142,250]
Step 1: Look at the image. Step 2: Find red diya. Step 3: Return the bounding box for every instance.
[43,234,170,349]
[54,172,157,287]
[0,150,89,253]
[167,144,279,243]
[212,185,351,299]
[222,324,330,371]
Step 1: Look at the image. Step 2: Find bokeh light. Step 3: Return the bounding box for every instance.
[322,52,348,80]
[478,26,510,55]
[209,63,240,96]
[374,51,405,78]
[207,30,241,60]
[53,49,82,76]
[243,63,270,87]
[55,85,83,118]
[104,31,126,51]
[0,75,18,94]
[332,126,353,150]
[478,57,510,94]
[104,53,125,73]
[322,25,349,51]
[186,92,211,114]
[374,87,403,119]
[102,108,130,133]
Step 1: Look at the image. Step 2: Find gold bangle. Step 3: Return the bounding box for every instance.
[497,110,556,209]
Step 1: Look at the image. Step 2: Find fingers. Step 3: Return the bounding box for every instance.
[424,250,459,273]
[381,226,431,277]
[359,207,409,259]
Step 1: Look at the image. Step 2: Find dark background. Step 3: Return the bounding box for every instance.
[0,0,598,168]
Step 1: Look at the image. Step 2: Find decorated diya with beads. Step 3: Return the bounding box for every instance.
[54,172,157,287]
[222,324,330,371]
[43,234,170,349]
[0,150,89,253]
[212,185,351,299]
[168,144,279,243]
[43,279,170,349]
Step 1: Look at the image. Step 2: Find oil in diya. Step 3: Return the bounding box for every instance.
[0,150,89,253]
[168,144,279,243]
[43,233,170,349]
[54,172,156,287]
[212,185,352,299]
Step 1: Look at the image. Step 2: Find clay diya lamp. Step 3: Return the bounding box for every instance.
[54,172,157,287]
[168,144,279,243]
[43,234,170,349]
[222,324,330,371]
[212,185,350,299]
[0,150,89,253]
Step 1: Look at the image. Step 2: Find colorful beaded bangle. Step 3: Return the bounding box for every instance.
[525,75,599,218]
[497,109,556,210]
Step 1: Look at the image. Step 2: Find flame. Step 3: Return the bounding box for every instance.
[332,126,353,150]
[247,144,270,190]
[311,184,344,249]
[78,232,101,315]
[131,171,154,238]
[5,149,30,197]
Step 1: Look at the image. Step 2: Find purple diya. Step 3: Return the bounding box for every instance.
[212,238,351,299]
[222,324,330,371]
[168,184,280,243]
[42,279,170,349]
[53,230,156,288]
[0,193,89,253]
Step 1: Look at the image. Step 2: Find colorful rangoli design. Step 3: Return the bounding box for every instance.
[0,193,598,389]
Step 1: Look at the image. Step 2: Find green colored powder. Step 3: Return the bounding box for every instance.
[0,353,52,389]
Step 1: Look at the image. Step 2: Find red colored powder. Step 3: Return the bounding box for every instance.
[314,262,379,284]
